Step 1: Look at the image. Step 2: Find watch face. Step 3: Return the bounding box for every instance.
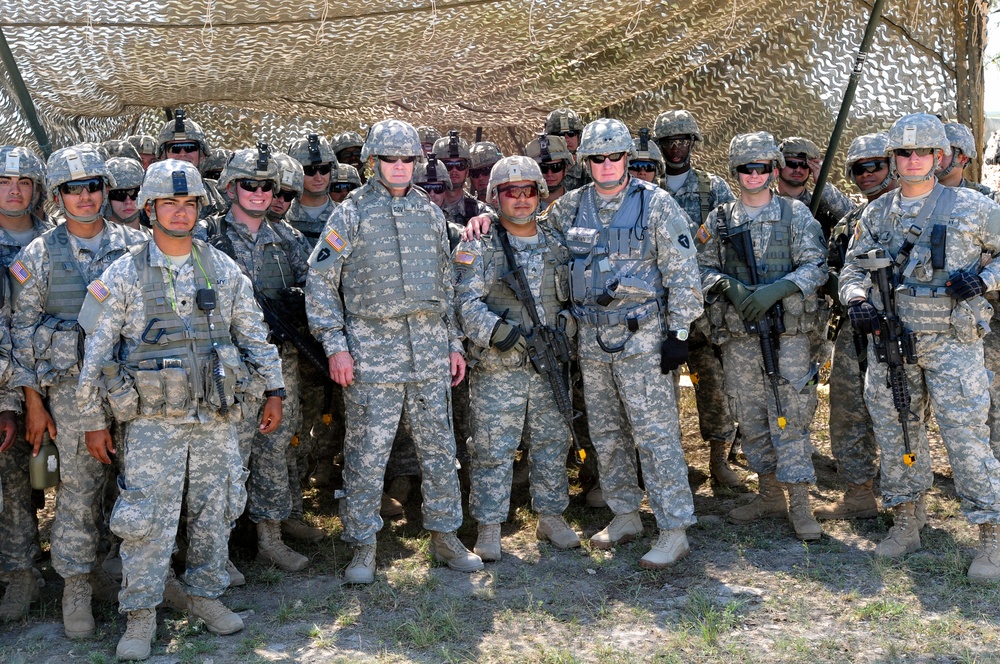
[675,330,689,341]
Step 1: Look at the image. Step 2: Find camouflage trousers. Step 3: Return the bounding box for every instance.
[49,380,115,578]
[828,328,877,484]
[236,344,300,523]
[468,366,571,525]
[113,417,246,612]
[687,326,736,444]
[386,381,471,482]
[984,326,1000,460]
[580,351,695,531]
[290,358,343,511]
[720,334,817,485]
[865,333,1000,522]
[0,413,38,572]
[341,377,463,545]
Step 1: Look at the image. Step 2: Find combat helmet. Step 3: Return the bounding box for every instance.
[287,133,338,167]
[469,142,504,172]
[127,134,157,158]
[333,131,364,158]
[332,164,362,188]
[155,109,211,160]
[219,143,281,219]
[652,110,704,143]
[362,120,422,189]
[417,126,442,150]
[728,132,783,194]
[631,128,666,177]
[105,157,144,224]
[272,151,305,195]
[0,146,46,216]
[432,131,471,162]
[885,113,951,184]
[413,154,453,191]
[102,139,142,162]
[937,122,977,180]
[487,155,548,225]
[544,108,585,135]
[46,145,113,223]
[844,132,892,196]
[778,136,822,160]
[139,159,208,236]
[524,135,573,165]
[202,148,233,180]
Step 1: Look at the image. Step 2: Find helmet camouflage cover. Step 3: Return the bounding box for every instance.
[884,113,951,156]
[652,110,703,142]
[333,131,365,156]
[155,109,210,157]
[0,146,46,188]
[413,154,453,190]
[106,157,145,190]
[729,131,785,174]
[102,139,141,162]
[202,148,233,176]
[138,159,209,218]
[576,118,636,159]
[45,145,113,196]
[544,108,584,134]
[469,141,504,170]
[432,131,471,161]
[944,122,977,159]
[361,119,422,160]
[218,143,282,191]
[416,126,441,146]
[778,136,822,160]
[487,155,549,204]
[631,128,665,175]
[844,132,889,178]
[524,134,572,164]
[127,134,157,156]
[272,151,305,194]
[332,163,362,187]
[287,133,338,167]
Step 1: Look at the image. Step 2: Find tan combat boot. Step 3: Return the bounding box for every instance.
[187,596,244,635]
[62,574,96,638]
[968,523,1000,583]
[875,502,921,557]
[0,568,39,622]
[728,473,787,523]
[160,573,189,612]
[814,480,879,520]
[281,518,325,542]
[709,439,743,488]
[226,559,245,587]
[585,486,607,508]
[590,511,644,550]
[430,532,485,572]
[473,524,502,562]
[257,520,309,571]
[915,493,928,530]
[787,483,823,541]
[116,608,156,661]
[344,543,376,584]
[536,514,581,549]
[639,529,690,569]
[380,492,404,518]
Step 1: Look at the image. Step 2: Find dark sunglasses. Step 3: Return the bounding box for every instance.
[784,159,809,170]
[331,183,357,193]
[203,170,223,180]
[498,184,538,199]
[303,163,333,176]
[628,161,658,174]
[59,178,103,195]
[539,161,566,174]
[274,189,297,202]
[166,142,200,155]
[421,182,447,194]
[587,152,626,164]
[553,130,580,139]
[658,137,693,149]
[894,148,934,158]
[443,159,469,171]
[378,156,417,164]
[735,163,771,175]
[238,179,275,193]
[108,187,139,202]
[469,167,492,178]
[851,159,888,176]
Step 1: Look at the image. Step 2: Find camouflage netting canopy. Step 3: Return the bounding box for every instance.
[0,0,988,190]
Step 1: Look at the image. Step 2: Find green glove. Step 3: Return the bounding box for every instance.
[739,279,799,323]
[712,276,752,309]
[490,321,527,354]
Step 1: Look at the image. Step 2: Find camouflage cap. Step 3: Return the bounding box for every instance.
[103,139,141,162]
[0,146,46,187]
[885,113,951,156]
[332,163,362,187]
[218,143,281,191]
[844,132,889,178]
[333,131,365,156]
[202,148,233,176]
[413,154,453,190]
[138,159,209,217]
[469,141,504,170]
[45,145,113,195]
[272,151,305,194]
[631,129,665,175]
[544,108,584,134]
[155,109,210,157]
[432,131,471,161]
[524,135,572,164]
[944,122,977,159]
[287,133,338,167]
[416,126,441,145]
[728,132,784,173]
[361,119,422,160]
[127,134,157,156]
[652,110,703,142]
[487,155,548,204]
[576,118,636,159]
[778,136,821,160]
[106,157,145,191]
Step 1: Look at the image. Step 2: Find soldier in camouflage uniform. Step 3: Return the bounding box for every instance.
[937,122,993,196]
[306,119,482,583]
[544,108,590,192]
[76,160,284,659]
[333,131,365,182]
[154,110,229,220]
[525,134,574,213]
[454,156,581,561]
[127,135,157,171]
[206,145,315,571]
[103,139,142,163]
[469,141,504,203]
[330,164,362,204]
[815,133,896,521]
[417,126,442,157]
[432,132,492,227]
[285,134,339,249]
[9,146,147,638]
[628,131,665,185]
[776,137,857,241]
[653,110,742,489]
[699,132,826,541]
[106,157,146,231]
[842,114,1000,581]
[0,146,49,622]
[202,148,234,183]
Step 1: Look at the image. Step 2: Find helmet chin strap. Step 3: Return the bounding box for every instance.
[857,172,894,197]
[371,157,412,192]
[778,173,808,188]
[0,183,36,218]
[498,209,536,226]
[739,171,774,195]
[934,150,961,180]
[56,192,101,224]
[588,163,628,191]
[890,156,937,185]
[149,202,201,238]
[111,210,141,225]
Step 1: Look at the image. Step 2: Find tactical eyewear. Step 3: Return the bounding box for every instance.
[166,142,200,155]
[498,183,539,199]
[851,159,889,176]
[420,182,447,194]
[203,170,223,181]
[628,161,658,174]
[237,179,276,193]
[59,178,103,195]
[337,148,362,162]
[377,156,417,164]
[587,152,626,164]
[553,130,580,139]
[784,159,809,170]
[274,189,298,202]
[894,148,934,158]
[303,163,333,176]
[469,167,492,178]
[539,161,566,174]
[108,187,140,202]
[735,163,771,175]
[443,159,469,171]
[331,183,357,193]
[658,137,693,149]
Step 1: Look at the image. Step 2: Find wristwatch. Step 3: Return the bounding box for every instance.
[672,329,689,342]
[264,388,286,400]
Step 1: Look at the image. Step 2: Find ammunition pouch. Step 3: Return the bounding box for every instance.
[33,316,83,387]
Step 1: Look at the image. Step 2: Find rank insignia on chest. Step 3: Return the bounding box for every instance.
[455,251,475,265]
[696,224,711,244]
[9,260,30,284]
[87,279,110,302]
[325,228,346,252]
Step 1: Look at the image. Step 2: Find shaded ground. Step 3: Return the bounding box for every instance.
[2,380,1000,663]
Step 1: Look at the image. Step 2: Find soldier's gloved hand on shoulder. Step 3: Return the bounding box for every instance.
[945,271,987,301]
[712,276,751,308]
[739,279,799,323]
[659,331,689,374]
[491,320,527,354]
[847,299,879,334]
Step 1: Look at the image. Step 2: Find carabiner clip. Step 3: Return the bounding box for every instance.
[140,318,166,344]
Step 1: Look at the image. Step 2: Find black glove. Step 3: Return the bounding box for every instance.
[491,321,526,354]
[847,300,879,335]
[946,271,987,301]
[660,332,689,374]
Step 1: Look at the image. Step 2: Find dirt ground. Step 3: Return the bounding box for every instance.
[2,378,1000,663]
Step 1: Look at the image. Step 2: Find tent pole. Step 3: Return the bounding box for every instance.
[0,27,52,157]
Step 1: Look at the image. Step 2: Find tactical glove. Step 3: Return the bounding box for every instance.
[659,332,689,374]
[945,271,987,301]
[739,279,799,323]
[713,277,751,308]
[491,321,526,354]
[847,300,879,335]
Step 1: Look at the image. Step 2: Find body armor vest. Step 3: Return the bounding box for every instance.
[44,224,89,319]
[720,197,794,286]
[341,187,446,317]
[483,232,566,331]
[208,217,294,298]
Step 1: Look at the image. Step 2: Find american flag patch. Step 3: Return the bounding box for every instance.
[455,251,475,265]
[9,260,30,284]
[87,279,110,302]
[696,224,711,244]
[325,228,346,252]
